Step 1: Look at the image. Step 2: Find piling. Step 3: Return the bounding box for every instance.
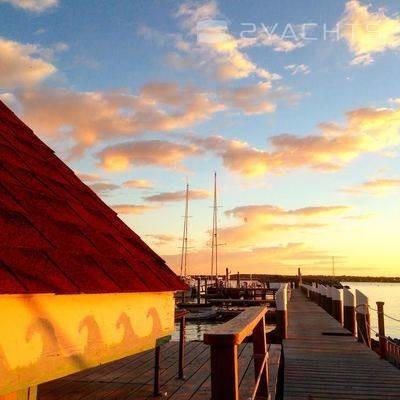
[343,288,356,335]
[376,301,387,359]
[331,287,343,324]
[356,289,371,348]
[276,283,288,340]
[326,286,333,315]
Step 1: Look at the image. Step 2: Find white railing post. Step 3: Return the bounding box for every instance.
[356,290,371,347]
[332,288,343,324]
[276,283,288,340]
[343,288,356,335]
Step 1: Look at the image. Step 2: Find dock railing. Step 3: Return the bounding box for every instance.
[204,306,270,400]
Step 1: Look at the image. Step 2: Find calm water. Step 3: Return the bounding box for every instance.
[172,282,400,342]
[171,322,218,341]
[343,282,400,338]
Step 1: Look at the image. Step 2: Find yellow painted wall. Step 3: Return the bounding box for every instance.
[0,291,174,396]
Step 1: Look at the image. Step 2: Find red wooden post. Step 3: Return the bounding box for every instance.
[343,288,356,335]
[376,301,387,359]
[252,316,269,398]
[209,344,239,400]
[356,290,371,348]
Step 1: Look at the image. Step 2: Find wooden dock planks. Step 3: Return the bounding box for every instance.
[38,341,281,399]
[283,290,400,399]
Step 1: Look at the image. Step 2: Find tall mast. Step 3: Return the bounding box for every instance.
[180,183,189,278]
[211,172,218,282]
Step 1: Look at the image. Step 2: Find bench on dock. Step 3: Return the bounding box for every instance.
[204,306,281,400]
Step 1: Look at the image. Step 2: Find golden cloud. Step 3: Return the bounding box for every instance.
[97,140,199,172]
[220,203,349,247]
[191,104,400,176]
[146,234,177,246]
[164,242,329,275]
[14,83,223,156]
[0,37,56,88]
[123,179,154,189]
[111,204,157,215]
[339,0,400,65]
[219,82,276,115]
[143,189,210,202]
[341,178,400,196]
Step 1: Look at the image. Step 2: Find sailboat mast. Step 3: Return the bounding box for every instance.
[214,172,218,282]
[180,183,189,278]
[210,172,218,282]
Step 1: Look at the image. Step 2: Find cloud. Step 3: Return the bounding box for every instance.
[143,189,210,202]
[164,242,330,275]
[111,204,157,215]
[225,204,350,221]
[87,182,119,195]
[238,25,305,53]
[0,37,56,88]
[341,178,400,196]
[97,140,199,172]
[285,64,310,75]
[165,2,282,82]
[1,0,57,12]
[146,234,177,246]
[76,172,119,195]
[14,83,223,156]
[218,203,350,247]
[123,179,154,189]
[339,0,400,65]
[218,82,276,115]
[190,103,400,176]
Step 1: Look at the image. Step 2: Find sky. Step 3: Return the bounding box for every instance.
[1,0,400,277]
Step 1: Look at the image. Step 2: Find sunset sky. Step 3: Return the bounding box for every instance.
[1,0,400,276]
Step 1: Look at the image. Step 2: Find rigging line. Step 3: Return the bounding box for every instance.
[180,182,189,278]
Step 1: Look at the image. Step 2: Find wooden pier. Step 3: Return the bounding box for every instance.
[283,289,400,399]
[38,341,282,399]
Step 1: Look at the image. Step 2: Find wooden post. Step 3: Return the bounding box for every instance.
[153,345,161,396]
[209,345,239,400]
[343,288,356,335]
[178,314,186,378]
[356,290,371,348]
[197,278,201,304]
[252,316,269,399]
[276,283,288,341]
[332,288,343,324]
[226,267,229,288]
[319,285,327,310]
[376,301,387,359]
[236,271,240,288]
[326,286,333,315]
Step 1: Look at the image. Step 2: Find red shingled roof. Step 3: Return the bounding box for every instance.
[0,100,186,294]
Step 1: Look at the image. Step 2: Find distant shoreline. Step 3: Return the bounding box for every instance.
[220,274,400,284]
